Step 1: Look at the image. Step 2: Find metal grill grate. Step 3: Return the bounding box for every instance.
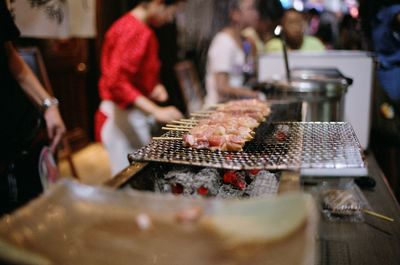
[128,122,365,171]
[300,122,365,169]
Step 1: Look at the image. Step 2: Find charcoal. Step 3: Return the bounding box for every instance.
[216,184,245,199]
[192,168,221,196]
[245,171,279,197]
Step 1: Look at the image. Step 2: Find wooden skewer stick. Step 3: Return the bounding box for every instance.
[173,119,199,124]
[362,209,394,222]
[191,113,210,117]
[153,137,182,141]
[166,123,194,127]
[196,110,214,114]
[161,127,190,132]
[209,103,224,108]
[174,119,198,122]
[166,124,194,129]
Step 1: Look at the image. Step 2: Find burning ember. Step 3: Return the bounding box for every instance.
[155,166,279,198]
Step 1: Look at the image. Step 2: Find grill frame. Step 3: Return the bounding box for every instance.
[128,121,365,171]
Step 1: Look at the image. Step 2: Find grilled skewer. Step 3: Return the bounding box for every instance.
[183,99,271,151]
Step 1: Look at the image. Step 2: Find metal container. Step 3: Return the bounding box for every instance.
[265,68,352,122]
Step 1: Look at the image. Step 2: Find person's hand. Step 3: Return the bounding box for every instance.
[241,89,261,99]
[43,107,66,154]
[153,106,183,123]
[150,84,169,102]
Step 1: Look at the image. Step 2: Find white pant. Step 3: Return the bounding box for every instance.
[100,101,154,174]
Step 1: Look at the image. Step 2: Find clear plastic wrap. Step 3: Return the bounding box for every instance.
[316,180,370,222]
[0,180,317,265]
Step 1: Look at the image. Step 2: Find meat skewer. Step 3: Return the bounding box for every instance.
[182,99,271,151]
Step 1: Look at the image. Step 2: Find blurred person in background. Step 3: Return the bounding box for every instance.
[360,0,400,200]
[154,17,187,115]
[1,0,66,216]
[360,0,400,114]
[96,0,184,174]
[338,14,363,50]
[304,7,320,36]
[242,0,284,53]
[361,1,400,103]
[265,8,325,52]
[204,0,261,107]
[315,10,339,50]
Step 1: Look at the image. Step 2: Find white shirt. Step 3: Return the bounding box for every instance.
[205,32,245,107]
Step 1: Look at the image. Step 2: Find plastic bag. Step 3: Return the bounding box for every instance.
[315,180,370,222]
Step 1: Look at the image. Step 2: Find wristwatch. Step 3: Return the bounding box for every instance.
[42,97,59,110]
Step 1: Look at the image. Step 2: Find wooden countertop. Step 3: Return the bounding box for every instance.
[308,154,400,265]
[106,153,400,265]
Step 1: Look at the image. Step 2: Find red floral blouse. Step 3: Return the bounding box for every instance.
[98,14,161,109]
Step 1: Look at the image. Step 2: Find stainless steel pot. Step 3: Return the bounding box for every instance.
[263,68,352,122]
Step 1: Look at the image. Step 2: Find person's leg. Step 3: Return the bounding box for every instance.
[0,141,44,217]
[99,101,130,174]
[101,116,133,175]
[124,109,152,148]
[0,164,14,216]
[100,101,152,175]
[14,140,44,206]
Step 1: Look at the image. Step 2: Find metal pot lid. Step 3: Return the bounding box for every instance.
[291,67,347,80]
[272,68,351,95]
[273,79,348,96]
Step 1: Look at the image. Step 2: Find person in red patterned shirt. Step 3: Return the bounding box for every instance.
[96,0,185,174]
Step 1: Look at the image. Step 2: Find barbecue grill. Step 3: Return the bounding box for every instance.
[0,101,365,265]
[107,101,366,192]
[128,100,365,174]
[129,121,365,173]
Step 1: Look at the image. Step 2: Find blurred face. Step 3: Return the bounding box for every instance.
[256,18,274,40]
[148,1,183,27]
[282,10,305,48]
[233,0,259,29]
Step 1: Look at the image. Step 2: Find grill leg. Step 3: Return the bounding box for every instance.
[278,171,300,194]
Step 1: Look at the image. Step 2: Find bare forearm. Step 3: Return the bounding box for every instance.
[133,95,183,123]
[133,95,161,115]
[5,42,66,152]
[6,42,52,108]
[215,73,258,99]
